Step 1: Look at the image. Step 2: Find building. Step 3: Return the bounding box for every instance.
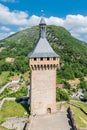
[11,76,20,84]
[56,84,64,89]
[28,17,60,115]
[9,84,19,91]
[68,79,80,89]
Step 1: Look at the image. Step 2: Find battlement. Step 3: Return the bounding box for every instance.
[29,57,59,70]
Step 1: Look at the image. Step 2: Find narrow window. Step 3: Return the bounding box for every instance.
[34,58,37,61]
[47,57,49,60]
[53,57,56,60]
[40,58,43,61]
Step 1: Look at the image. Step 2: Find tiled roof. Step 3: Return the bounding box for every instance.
[12,76,20,81]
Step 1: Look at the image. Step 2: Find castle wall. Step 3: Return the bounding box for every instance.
[30,69,56,115]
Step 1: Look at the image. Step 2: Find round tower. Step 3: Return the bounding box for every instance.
[28,17,60,115]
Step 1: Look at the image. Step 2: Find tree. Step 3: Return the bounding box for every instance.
[84,92,87,101]
[56,88,69,101]
[77,81,87,91]
[63,81,70,90]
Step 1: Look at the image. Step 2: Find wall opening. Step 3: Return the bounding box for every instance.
[47,57,49,61]
[40,58,43,61]
[47,108,51,114]
[53,57,56,60]
[34,58,37,61]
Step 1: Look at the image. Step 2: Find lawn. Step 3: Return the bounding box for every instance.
[0,85,28,100]
[23,71,30,82]
[0,126,8,130]
[71,106,87,128]
[70,100,87,112]
[0,101,29,124]
[0,72,10,89]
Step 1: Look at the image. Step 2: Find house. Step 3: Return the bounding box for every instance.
[9,84,19,91]
[68,79,80,89]
[11,76,20,84]
[56,84,64,89]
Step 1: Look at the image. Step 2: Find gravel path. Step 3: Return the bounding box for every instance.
[0,82,11,94]
[2,117,28,130]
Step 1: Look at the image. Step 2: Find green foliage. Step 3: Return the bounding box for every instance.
[0,88,10,100]
[71,106,87,128]
[56,88,69,101]
[70,100,87,112]
[0,101,28,124]
[0,126,8,130]
[77,80,87,91]
[63,81,71,89]
[0,25,87,80]
[0,71,10,89]
[0,86,28,100]
[9,86,28,98]
[84,92,87,101]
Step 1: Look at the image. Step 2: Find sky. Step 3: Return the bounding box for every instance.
[0,0,87,42]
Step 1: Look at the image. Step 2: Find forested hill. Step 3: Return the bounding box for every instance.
[0,25,87,81]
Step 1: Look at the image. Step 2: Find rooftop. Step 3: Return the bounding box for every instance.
[39,17,46,25]
[11,76,20,81]
[29,38,59,58]
[28,17,59,58]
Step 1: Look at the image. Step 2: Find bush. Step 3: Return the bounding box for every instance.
[63,81,70,89]
[84,92,87,101]
[56,88,69,101]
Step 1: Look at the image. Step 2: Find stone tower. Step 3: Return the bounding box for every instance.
[28,17,59,115]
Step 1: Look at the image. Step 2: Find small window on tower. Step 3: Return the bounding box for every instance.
[53,57,56,60]
[34,58,37,61]
[47,57,49,60]
[40,58,43,61]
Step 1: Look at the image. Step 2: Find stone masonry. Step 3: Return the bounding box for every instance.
[28,17,59,115]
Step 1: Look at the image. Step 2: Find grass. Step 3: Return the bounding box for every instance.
[71,106,87,128]
[0,126,8,130]
[0,71,10,89]
[0,85,28,100]
[0,101,29,124]
[69,100,87,128]
[23,71,29,82]
[70,100,87,112]
[56,102,61,110]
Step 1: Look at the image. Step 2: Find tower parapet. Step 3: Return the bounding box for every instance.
[30,57,59,70]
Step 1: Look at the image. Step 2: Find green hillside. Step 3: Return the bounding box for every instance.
[0,25,87,81]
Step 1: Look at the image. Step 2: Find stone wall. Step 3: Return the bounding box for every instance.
[30,69,56,115]
[68,106,87,130]
[68,107,77,130]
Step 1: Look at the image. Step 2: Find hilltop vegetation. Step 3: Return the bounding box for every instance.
[0,25,87,81]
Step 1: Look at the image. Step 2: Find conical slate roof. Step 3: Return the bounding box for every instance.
[40,17,46,25]
[28,18,59,58]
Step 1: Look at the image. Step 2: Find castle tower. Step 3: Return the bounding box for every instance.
[28,17,59,115]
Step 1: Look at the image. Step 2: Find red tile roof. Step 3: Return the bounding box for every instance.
[56,84,64,89]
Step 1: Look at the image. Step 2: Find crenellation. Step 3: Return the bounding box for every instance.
[30,64,58,70]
